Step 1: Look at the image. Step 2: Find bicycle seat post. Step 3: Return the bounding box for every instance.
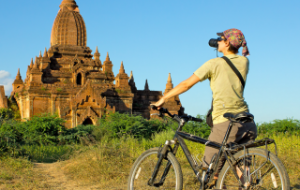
[221,121,234,146]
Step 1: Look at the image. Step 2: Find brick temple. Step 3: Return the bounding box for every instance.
[0,0,184,128]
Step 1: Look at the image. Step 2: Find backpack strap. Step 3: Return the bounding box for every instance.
[221,56,245,89]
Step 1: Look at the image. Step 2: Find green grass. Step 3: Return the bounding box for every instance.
[20,145,76,163]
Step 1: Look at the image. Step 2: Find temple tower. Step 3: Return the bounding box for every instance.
[12,69,24,92]
[50,0,86,47]
[115,62,130,87]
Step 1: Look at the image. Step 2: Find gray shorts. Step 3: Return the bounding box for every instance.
[203,120,257,172]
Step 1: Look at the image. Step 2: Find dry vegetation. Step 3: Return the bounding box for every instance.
[0,132,299,190]
[0,109,299,189]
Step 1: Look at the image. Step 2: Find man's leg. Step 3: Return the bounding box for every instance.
[204,120,257,186]
[203,121,231,168]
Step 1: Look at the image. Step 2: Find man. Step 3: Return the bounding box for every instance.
[151,28,257,186]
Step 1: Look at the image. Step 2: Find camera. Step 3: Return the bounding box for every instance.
[208,37,222,48]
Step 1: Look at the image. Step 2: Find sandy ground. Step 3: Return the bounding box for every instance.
[33,163,121,190]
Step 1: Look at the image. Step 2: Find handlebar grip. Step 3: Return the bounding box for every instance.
[191,118,203,123]
[150,105,158,110]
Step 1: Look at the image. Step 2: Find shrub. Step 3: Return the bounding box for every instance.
[257,118,300,135]
[93,112,174,140]
[59,124,96,145]
[182,114,211,138]
[0,108,14,121]
[20,113,66,146]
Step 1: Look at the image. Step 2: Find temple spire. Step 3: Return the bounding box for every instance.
[119,61,125,73]
[33,57,39,69]
[164,73,174,95]
[105,52,110,61]
[144,79,149,91]
[30,58,34,68]
[16,68,22,80]
[39,51,42,58]
[167,73,172,83]
[60,0,79,11]
[129,71,133,80]
[94,46,100,60]
[43,48,48,58]
[128,71,137,92]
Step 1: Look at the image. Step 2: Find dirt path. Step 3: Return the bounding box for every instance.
[34,162,105,190]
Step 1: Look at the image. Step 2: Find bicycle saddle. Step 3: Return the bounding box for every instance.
[223,112,254,123]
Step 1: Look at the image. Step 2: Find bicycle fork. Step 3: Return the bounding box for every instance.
[148,140,177,187]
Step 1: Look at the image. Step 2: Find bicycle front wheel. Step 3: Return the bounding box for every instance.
[128,147,183,190]
[216,148,290,190]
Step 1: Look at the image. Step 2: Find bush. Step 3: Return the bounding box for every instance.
[93,112,174,140]
[0,119,22,156]
[20,113,66,146]
[257,118,300,135]
[0,108,14,121]
[182,114,211,138]
[59,124,95,145]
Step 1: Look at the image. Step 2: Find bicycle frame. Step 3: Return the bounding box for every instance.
[148,120,245,189]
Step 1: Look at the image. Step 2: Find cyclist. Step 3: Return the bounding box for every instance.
[151,28,257,186]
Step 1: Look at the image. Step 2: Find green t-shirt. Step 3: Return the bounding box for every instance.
[194,54,249,124]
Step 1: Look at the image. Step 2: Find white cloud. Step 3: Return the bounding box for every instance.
[0,70,14,96]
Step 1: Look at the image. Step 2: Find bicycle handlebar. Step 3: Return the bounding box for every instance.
[150,105,203,123]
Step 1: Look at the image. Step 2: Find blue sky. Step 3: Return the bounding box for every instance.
[0,0,299,123]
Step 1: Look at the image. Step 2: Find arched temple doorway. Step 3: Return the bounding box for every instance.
[77,73,82,85]
[82,117,93,125]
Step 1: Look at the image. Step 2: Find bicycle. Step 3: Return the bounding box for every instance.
[127,106,290,190]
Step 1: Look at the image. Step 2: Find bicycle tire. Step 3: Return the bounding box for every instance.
[128,147,183,190]
[216,148,290,190]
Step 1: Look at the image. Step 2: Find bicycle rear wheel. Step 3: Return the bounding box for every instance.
[128,147,183,190]
[216,148,290,190]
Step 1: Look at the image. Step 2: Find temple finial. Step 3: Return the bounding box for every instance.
[43,48,48,58]
[164,73,173,93]
[30,58,34,68]
[94,46,100,60]
[16,68,21,80]
[144,79,149,91]
[167,73,172,83]
[33,56,39,69]
[105,52,110,61]
[129,71,137,92]
[119,61,125,73]
[60,0,79,11]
